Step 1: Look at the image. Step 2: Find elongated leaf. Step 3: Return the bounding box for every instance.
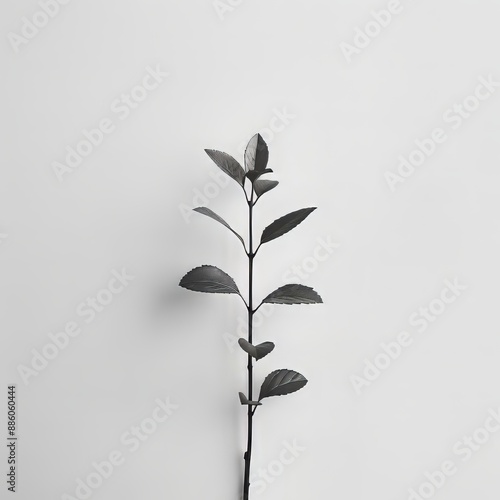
[262,284,323,305]
[179,265,240,295]
[260,207,316,244]
[238,392,262,406]
[246,168,273,182]
[259,369,308,400]
[254,179,278,198]
[244,133,269,172]
[205,149,245,186]
[238,339,275,360]
[193,207,245,247]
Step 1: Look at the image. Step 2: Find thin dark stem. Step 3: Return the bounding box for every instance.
[243,188,255,500]
[242,183,250,204]
[240,239,248,255]
[252,301,263,315]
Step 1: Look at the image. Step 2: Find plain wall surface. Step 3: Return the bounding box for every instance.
[1,1,500,499]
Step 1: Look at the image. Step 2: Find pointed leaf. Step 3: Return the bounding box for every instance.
[238,339,275,360]
[262,284,323,305]
[193,207,245,247]
[246,168,273,182]
[179,265,240,295]
[244,133,269,172]
[239,392,262,406]
[205,149,245,186]
[259,369,308,400]
[260,207,317,244]
[254,180,278,198]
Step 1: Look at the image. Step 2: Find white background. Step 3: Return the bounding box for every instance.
[1,1,500,499]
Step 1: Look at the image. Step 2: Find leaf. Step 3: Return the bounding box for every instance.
[254,180,278,198]
[262,284,322,305]
[260,207,317,244]
[238,392,262,406]
[259,369,308,401]
[244,133,269,172]
[205,149,245,186]
[238,339,275,360]
[246,168,273,182]
[193,207,245,247]
[179,265,240,295]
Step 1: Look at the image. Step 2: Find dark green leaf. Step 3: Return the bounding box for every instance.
[239,392,262,406]
[179,265,240,295]
[205,149,245,186]
[262,284,323,305]
[259,369,308,400]
[193,207,245,247]
[260,207,317,244]
[244,133,269,172]
[254,180,278,198]
[238,339,275,360]
[246,169,273,182]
